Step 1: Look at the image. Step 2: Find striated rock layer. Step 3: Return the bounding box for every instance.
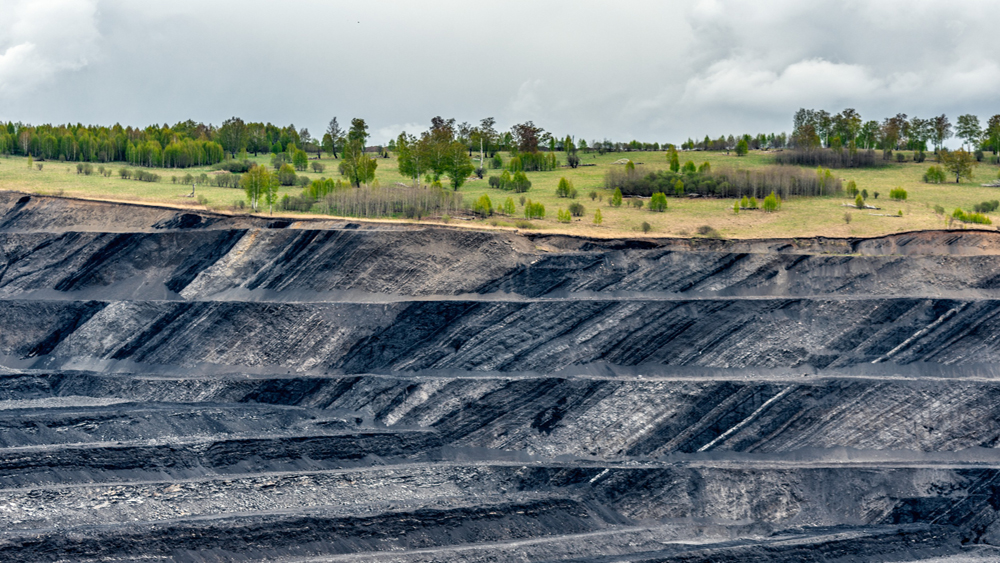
[2,191,1000,561]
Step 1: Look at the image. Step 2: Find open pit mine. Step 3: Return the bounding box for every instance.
[4,190,1000,562]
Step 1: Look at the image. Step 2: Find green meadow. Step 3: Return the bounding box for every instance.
[2,150,999,239]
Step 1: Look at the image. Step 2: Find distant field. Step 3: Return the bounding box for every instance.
[2,150,999,239]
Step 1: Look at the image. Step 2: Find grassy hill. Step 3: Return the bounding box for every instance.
[2,150,999,238]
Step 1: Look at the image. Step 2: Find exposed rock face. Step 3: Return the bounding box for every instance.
[2,191,1000,561]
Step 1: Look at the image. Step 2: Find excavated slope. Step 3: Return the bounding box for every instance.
[3,191,1000,562]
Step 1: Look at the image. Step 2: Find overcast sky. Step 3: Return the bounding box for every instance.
[1,0,998,144]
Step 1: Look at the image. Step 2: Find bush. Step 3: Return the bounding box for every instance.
[588,190,598,201]
[953,208,992,225]
[118,167,131,179]
[213,172,242,188]
[889,187,907,201]
[649,192,668,212]
[278,163,297,185]
[761,191,781,213]
[556,177,574,198]
[215,160,254,173]
[473,194,493,218]
[499,197,514,216]
[293,150,309,171]
[972,200,1000,213]
[773,148,881,168]
[641,221,651,233]
[311,162,325,173]
[733,200,740,214]
[514,219,533,229]
[611,188,623,207]
[914,151,926,163]
[844,212,852,224]
[934,204,945,215]
[594,208,602,225]
[924,165,947,183]
[608,165,841,199]
[846,180,858,197]
[696,225,721,238]
[896,153,906,162]
[524,200,545,219]
[568,202,585,217]
[557,208,571,223]
[490,154,503,169]
[488,175,501,189]
[855,194,865,209]
[134,170,160,182]
[567,154,580,168]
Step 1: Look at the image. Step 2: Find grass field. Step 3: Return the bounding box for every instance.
[2,150,1000,239]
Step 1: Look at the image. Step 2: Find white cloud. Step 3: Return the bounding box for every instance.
[0,0,100,96]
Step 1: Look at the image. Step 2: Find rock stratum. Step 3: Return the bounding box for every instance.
[2,191,1000,561]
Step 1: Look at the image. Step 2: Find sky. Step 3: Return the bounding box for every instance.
[1,0,998,145]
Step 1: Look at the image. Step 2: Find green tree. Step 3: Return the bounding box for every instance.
[444,141,474,190]
[556,177,574,198]
[594,208,603,225]
[649,192,668,212]
[932,114,953,152]
[278,163,297,185]
[473,194,493,217]
[956,114,982,151]
[240,164,273,212]
[395,132,424,186]
[218,117,248,159]
[293,149,308,171]
[985,114,1000,155]
[668,148,679,172]
[735,138,749,156]
[339,119,377,187]
[611,188,623,207]
[323,117,344,158]
[762,191,781,212]
[503,197,516,216]
[939,149,977,183]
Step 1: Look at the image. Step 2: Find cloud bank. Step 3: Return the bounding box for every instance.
[0,0,996,144]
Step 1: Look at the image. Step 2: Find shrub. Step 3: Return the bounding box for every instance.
[889,187,907,201]
[134,170,160,182]
[855,194,865,209]
[568,202,585,217]
[934,204,945,215]
[697,225,721,238]
[82,163,93,175]
[733,200,740,214]
[649,192,668,212]
[311,162,325,173]
[844,212,852,224]
[589,190,598,201]
[488,175,501,189]
[119,167,131,179]
[608,165,841,199]
[698,162,711,174]
[762,191,781,212]
[914,151,926,163]
[490,154,503,169]
[567,154,580,168]
[749,196,758,209]
[873,191,879,199]
[502,197,516,216]
[594,208,603,225]
[633,199,643,209]
[972,200,1000,213]
[514,219,533,229]
[473,194,493,218]
[519,195,526,206]
[641,221,651,233]
[524,200,545,219]
[611,188,623,207]
[556,177,574,198]
[215,160,254,173]
[923,165,947,183]
[896,152,906,162]
[846,180,858,197]
[278,163,297,185]
[682,160,697,174]
[557,209,571,223]
[953,208,992,225]
[774,148,881,168]
[861,189,868,200]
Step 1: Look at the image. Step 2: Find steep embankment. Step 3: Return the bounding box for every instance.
[2,191,1000,562]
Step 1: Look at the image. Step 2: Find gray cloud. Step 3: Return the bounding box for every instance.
[0,0,997,144]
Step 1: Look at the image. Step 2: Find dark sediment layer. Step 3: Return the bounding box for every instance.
[2,191,1000,561]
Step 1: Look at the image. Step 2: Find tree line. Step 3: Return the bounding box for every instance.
[791,108,1000,157]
